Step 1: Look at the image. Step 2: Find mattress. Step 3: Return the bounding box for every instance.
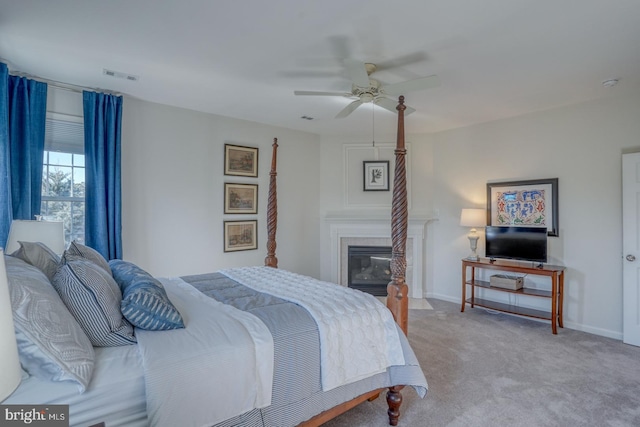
[7,271,427,427]
[6,345,148,427]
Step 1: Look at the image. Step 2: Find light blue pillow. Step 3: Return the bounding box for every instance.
[53,259,136,347]
[6,255,94,392]
[109,259,185,330]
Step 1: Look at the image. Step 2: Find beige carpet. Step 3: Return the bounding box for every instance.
[376,297,434,310]
[324,298,640,427]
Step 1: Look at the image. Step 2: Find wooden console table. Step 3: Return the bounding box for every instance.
[461,258,565,334]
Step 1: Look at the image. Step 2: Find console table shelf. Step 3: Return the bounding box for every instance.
[467,279,553,298]
[461,258,566,334]
[465,298,551,320]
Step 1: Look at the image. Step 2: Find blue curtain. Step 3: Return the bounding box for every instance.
[83,91,123,260]
[0,64,10,246]
[0,63,47,247]
[8,75,47,220]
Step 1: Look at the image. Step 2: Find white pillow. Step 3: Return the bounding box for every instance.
[6,255,94,392]
[10,241,60,281]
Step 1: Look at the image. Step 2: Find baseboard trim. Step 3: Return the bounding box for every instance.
[426,294,623,341]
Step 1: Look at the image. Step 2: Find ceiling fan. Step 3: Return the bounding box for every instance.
[293,59,440,118]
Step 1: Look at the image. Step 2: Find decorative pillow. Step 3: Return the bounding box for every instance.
[10,241,60,282]
[65,241,111,275]
[5,255,94,392]
[109,259,185,330]
[52,259,136,347]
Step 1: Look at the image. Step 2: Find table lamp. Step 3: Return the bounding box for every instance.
[0,250,21,402]
[5,219,65,256]
[460,208,486,261]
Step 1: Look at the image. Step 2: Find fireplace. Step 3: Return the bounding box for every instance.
[323,213,432,299]
[347,246,392,296]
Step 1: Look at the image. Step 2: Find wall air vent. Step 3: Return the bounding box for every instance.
[103,68,140,82]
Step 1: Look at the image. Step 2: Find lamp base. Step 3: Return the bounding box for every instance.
[467,233,480,262]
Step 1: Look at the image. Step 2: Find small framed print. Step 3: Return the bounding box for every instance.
[224,144,258,177]
[363,160,390,191]
[224,183,258,214]
[224,220,258,252]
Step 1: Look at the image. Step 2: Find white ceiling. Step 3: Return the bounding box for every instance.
[1,0,639,138]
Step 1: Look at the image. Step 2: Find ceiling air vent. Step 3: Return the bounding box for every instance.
[103,68,140,82]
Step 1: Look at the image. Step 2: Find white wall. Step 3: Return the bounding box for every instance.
[319,90,640,339]
[121,98,321,278]
[47,87,322,279]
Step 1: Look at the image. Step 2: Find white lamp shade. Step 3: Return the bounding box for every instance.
[460,208,486,228]
[0,250,21,402]
[5,220,65,256]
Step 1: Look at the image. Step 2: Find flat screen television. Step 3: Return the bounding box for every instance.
[485,226,548,264]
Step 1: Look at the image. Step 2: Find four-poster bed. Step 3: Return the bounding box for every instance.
[264,96,414,425]
[4,97,425,427]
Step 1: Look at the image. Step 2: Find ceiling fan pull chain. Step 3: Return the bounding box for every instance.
[372,102,375,148]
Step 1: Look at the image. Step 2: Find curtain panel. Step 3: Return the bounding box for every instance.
[0,63,47,247]
[83,91,123,260]
[0,64,10,245]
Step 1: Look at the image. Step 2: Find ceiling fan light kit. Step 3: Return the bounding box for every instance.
[294,59,439,118]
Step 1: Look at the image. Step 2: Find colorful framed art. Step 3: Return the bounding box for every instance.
[487,178,559,236]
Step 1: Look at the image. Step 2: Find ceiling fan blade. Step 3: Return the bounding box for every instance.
[344,59,370,87]
[281,70,340,78]
[382,74,440,95]
[294,90,349,96]
[335,100,363,119]
[375,52,428,72]
[375,97,416,115]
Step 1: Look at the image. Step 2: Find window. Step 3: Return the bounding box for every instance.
[41,117,85,245]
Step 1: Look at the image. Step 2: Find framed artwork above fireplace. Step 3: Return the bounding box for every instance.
[363,161,390,191]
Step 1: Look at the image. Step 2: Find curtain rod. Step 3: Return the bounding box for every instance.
[10,71,123,96]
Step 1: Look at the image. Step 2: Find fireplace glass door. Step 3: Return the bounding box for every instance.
[347,245,392,296]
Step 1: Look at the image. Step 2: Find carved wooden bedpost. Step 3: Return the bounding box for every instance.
[386,96,409,426]
[387,96,409,334]
[265,138,279,268]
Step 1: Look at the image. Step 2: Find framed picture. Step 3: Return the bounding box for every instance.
[487,178,559,236]
[224,220,258,252]
[363,161,390,191]
[224,183,258,214]
[224,144,258,177]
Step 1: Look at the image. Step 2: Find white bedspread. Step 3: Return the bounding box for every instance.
[220,266,405,391]
[136,277,274,427]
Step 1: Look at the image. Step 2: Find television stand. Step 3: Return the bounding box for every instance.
[461,258,566,334]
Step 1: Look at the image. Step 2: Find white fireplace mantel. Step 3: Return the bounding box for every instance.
[323,213,434,299]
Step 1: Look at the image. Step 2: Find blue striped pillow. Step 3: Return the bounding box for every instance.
[52,259,137,347]
[109,260,185,330]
